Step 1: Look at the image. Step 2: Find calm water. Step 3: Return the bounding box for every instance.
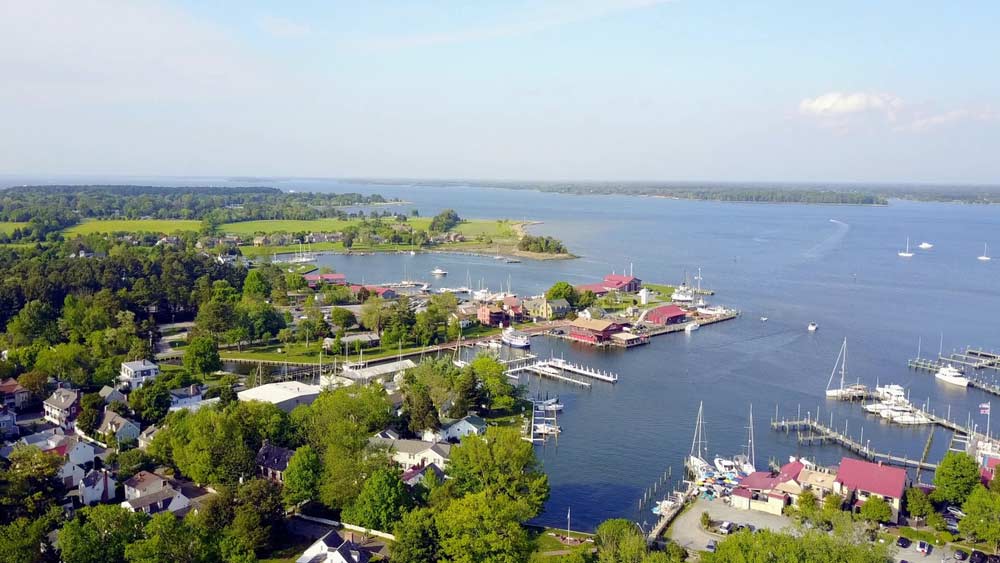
[18,176,1000,531]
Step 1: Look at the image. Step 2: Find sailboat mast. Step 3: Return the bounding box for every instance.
[748,404,756,470]
[841,338,847,389]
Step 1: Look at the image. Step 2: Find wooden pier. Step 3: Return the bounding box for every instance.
[770,417,938,471]
[547,358,619,383]
[641,310,740,337]
[908,356,1000,398]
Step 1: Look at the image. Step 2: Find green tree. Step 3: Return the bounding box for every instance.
[404,383,440,434]
[435,491,531,563]
[129,385,171,424]
[796,489,818,517]
[231,479,284,554]
[283,445,322,508]
[124,512,214,563]
[76,392,104,436]
[447,427,549,520]
[0,445,63,521]
[468,355,518,412]
[822,492,843,513]
[241,269,270,301]
[359,296,389,335]
[959,485,1000,552]
[858,496,892,524]
[16,370,49,398]
[58,505,148,563]
[932,451,981,505]
[0,510,59,563]
[596,518,645,563]
[392,507,440,563]
[328,307,356,329]
[702,528,890,563]
[905,487,932,519]
[342,468,411,531]
[115,449,154,480]
[545,281,579,307]
[183,336,221,380]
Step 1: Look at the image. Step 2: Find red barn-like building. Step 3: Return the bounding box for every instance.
[645,305,688,325]
[568,318,625,344]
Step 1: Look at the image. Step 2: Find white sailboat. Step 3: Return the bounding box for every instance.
[825,338,867,399]
[978,243,991,262]
[687,401,710,475]
[733,405,756,475]
[898,237,914,258]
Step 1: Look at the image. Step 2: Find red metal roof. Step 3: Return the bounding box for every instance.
[575,283,610,295]
[778,460,804,483]
[603,274,637,284]
[739,471,779,491]
[304,273,346,282]
[835,457,907,499]
[646,305,687,323]
[732,487,753,498]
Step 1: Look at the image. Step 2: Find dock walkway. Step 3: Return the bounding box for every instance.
[547,358,618,383]
[508,362,592,388]
[908,356,1000,398]
[770,417,938,470]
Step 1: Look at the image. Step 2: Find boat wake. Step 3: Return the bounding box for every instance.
[803,219,849,259]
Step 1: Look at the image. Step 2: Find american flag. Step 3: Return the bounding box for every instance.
[981,403,991,415]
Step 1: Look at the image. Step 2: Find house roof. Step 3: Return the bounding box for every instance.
[124,471,166,494]
[125,485,180,510]
[798,468,837,490]
[341,332,380,344]
[575,283,610,295]
[122,360,158,371]
[646,305,687,321]
[369,437,451,458]
[570,318,619,332]
[0,378,27,395]
[835,457,907,499]
[303,273,346,282]
[402,463,444,485]
[44,388,79,410]
[237,382,322,405]
[97,410,139,435]
[778,460,805,482]
[98,386,125,400]
[257,442,295,472]
[169,385,203,400]
[547,298,571,309]
[603,274,638,284]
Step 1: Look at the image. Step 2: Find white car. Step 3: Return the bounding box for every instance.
[946,506,966,519]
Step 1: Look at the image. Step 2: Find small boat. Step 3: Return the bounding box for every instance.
[713,456,737,474]
[685,322,700,333]
[898,237,914,258]
[542,402,564,412]
[935,364,969,388]
[504,258,521,264]
[918,242,933,250]
[409,250,416,256]
[760,316,768,322]
[696,305,728,316]
[807,322,818,332]
[501,326,531,348]
[671,284,694,303]
[978,243,991,262]
[534,423,561,435]
[430,267,448,276]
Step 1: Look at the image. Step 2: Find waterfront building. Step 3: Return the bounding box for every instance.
[304,272,347,287]
[833,457,908,524]
[420,414,487,443]
[341,359,416,385]
[370,435,451,470]
[477,304,508,326]
[644,304,688,325]
[237,381,322,412]
[567,318,626,344]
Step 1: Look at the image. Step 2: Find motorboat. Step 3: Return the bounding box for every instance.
[696,305,728,316]
[409,250,416,256]
[760,316,768,322]
[714,456,738,474]
[978,243,991,262]
[918,242,933,250]
[685,322,700,333]
[935,365,969,387]
[501,326,531,348]
[541,402,564,412]
[898,237,914,258]
[807,322,818,332]
[534,423,561,435]
[430,267,448,276]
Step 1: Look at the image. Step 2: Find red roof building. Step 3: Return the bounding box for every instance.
[602,274,642,292]
[645,305,688,325]
[477,304,507,327]
[348,285,397,299]
[834,457,908,523]
[574,283,610,297]
[567,318,625,344]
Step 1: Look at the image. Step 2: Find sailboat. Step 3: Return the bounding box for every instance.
[733,405,756,475]
[898,237,914,258]
[825,338,867,399]
[687,402,710,475]
[978,243,991,262]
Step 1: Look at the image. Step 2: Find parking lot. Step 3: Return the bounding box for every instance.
[667,497,794,552]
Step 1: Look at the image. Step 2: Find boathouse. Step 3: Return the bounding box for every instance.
[645,304,688,325]
[303,273,347,287]
[568,318,625,344]
[602,273,642,292]
[575,283,610,297]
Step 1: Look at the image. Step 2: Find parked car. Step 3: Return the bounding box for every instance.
[706,540,717,553]
[916,541,931,554]
[985,555,1000,563]
[896,537,912,548]
[969,550,987,563]
[719,521,735,535]
[953,549,968,560]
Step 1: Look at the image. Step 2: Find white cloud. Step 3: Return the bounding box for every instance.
[257,15,311,38]
[904,109,999,132]
[798,92,902,119]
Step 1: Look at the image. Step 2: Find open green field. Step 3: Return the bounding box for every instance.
[65,219,201,236]
[219,218,436,235]
[454,219,516,238]
[0,222,29,235]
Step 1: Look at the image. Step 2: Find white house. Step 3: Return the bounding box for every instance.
[79,469,117,505]
[118,360,160,390]
[296,530,370,563]
[121,471,190,515]
[420,415,487,443]
[12,431,97,488]
[370,436,451,470]
[43,388,80,428]
[123,471,167,500]
[168,385,204,411]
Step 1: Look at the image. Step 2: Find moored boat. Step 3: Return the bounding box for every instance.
[935,364,969,387]
[501,326,531,348]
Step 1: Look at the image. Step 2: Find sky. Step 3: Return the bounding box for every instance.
[1,0,999,184]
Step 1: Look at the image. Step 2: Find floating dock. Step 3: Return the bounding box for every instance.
[908,356,1000,398]
[547,358,619,383]
[507,362,592,388]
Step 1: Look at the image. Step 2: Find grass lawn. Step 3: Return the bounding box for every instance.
[454,219,517,239]
[527,526,595,557]
[0,222,29,234]
[65,219,201,235]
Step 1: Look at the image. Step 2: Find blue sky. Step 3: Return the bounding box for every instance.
[1,0,998,183]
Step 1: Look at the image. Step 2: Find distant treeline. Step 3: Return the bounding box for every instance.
[517,234,568,254]
[0,185,395,241]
